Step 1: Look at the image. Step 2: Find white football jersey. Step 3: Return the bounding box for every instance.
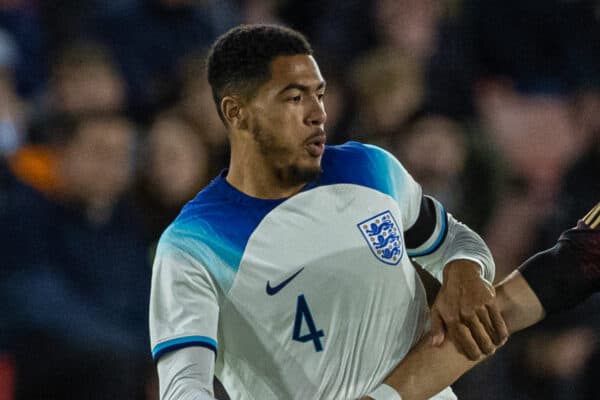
[150,142,458,399]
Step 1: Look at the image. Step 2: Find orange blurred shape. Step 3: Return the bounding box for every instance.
[7,145,59,195]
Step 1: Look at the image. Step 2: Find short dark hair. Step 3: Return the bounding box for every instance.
[207,24,313,123]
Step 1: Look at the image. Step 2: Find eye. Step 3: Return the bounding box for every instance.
[317,93,325,101]
[290,95,302,103]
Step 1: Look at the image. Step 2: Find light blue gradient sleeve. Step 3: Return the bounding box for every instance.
[149,216,248,362]
[321,142,423,230]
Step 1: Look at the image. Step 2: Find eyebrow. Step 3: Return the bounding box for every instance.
[278,80,327,95]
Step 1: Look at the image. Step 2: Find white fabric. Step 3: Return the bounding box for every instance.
[151,185,444,399]
[411,199,494,283]
[368,383,402,400]
[157,347,216,400]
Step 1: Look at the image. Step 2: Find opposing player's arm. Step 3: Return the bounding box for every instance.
[363,269,543,400]
[365,202,600,400]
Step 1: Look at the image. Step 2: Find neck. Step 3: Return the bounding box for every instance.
[226,141,305,199]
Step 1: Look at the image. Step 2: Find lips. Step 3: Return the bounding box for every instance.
[305,132,326,157]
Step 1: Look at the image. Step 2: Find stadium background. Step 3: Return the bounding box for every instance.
[0,0,598,399]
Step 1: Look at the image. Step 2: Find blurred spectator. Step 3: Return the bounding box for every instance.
[94,0,239,117]
[394,113,467,208]
[8,41,127,194]
[1,111,151,399]
[426,0,600,118]
[240,0,284,25]
[373,0,443,61]
[176,53,229,152]
[280,0,376,63]
[347,48,424,150]
[535,89,600,242]
[0,0,46,98]
[37,0,137,53]
[391,112,501,232]
[476,80,583,279]
[134,110,216,244]
[8,41,127,193]
[45,41,126,115]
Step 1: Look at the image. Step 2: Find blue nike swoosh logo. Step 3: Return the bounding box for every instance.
[266,267,304,295]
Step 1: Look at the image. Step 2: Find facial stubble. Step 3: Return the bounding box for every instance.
[251,120,322,187]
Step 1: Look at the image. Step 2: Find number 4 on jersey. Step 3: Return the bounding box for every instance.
[293,294,325,352]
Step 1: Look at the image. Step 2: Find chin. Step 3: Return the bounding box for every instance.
[280,163,322,186]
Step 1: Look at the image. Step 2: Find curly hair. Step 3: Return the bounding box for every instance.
[207,24,313,123]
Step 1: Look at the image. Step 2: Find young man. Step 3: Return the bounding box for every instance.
[149,25,599,400]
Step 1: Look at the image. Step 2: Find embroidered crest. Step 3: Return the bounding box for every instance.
[357,210,404,265]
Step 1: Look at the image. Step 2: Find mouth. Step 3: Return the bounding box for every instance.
[305,132,326,157]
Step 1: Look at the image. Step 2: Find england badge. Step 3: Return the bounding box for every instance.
[357,210,404,265]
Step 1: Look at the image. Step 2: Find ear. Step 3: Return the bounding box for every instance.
[221,96,248,130]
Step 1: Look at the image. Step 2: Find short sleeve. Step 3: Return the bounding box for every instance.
[149,238,220,362]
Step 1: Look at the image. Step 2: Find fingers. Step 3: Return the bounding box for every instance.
[444,305,508,360]
[476,308,496,343]
[487,303,509,344]
[430,309,445,346]
[463,312,496,355]
[475,305,507,346]
[448,323,483,361]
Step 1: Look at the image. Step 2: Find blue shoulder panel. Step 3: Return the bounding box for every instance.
[160,175,286,293]
[318,141,408,204]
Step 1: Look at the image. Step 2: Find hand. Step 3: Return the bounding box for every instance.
[430,260,508,360]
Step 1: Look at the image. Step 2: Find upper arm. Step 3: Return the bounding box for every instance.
[149,238,220,363]
[404,195,448,258]
[356,144,448,258]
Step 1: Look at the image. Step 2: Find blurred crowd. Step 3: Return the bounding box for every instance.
[0,0,599,399]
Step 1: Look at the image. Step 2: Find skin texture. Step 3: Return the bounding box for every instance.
[222,54,327,199]
[430,260,508,360]
[363,270,545,400]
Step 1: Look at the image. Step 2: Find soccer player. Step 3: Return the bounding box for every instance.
[149,24,597,399]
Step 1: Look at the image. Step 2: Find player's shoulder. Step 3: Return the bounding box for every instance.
[157,176,232,249]
[156,173,282,267]
[320,141,406,186]
[323,141,393,165]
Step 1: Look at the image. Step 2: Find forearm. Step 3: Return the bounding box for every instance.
[368,271,544,400]
[157,347,217,400]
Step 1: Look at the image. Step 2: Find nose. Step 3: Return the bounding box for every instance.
[307,97,327,126]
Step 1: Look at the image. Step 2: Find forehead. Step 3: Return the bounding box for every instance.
[265,54,324,89]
